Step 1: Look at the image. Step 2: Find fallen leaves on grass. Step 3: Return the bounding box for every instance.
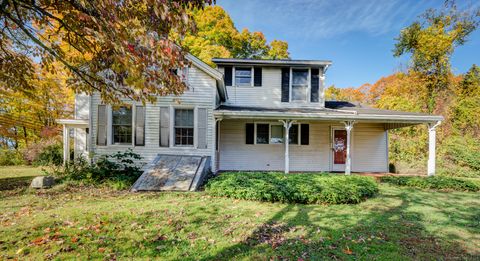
[245,222,289,249]
[343,247,354,255]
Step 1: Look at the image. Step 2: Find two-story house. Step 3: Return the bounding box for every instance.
[57,54,443,190]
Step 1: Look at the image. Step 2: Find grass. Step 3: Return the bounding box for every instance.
[0,168,479,260]
[0,166,45,191]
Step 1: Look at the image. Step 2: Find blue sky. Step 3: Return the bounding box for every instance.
[217,0,480,88]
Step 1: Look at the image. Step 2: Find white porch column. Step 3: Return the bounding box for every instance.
[62,125,70,165]
[343,121,355,175]
[427,121,441,176]
[280,120,294,174]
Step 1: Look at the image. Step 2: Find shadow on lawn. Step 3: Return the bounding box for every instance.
[200,191,479,260]
[0,176,35,191]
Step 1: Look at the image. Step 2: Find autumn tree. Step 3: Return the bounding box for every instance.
[393,1,480,112]
[449,64,480,136]
[0,0,212,104]
[0,62,74,148]
[183,6,289,66]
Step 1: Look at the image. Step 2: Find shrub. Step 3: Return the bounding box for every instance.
[0,149,25,166]
[205,172,379,204]
[47,149,143,190]
[23,139,63,165]
[438,136,480,177]
[380,176,480,192]
[33,143,63,166]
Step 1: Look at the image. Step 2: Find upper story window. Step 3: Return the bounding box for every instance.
[235,67,253,86]
[291,69,309,101]
[112,106,132,144]
[174,109,194,146]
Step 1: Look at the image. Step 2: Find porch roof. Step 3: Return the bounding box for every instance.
[213,102,443,125]
[56,119,89,128]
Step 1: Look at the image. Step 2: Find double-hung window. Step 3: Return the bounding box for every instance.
[235,67,252,86]
[291,69,309,101]
[174,109,194,146]
[112,106,133,144]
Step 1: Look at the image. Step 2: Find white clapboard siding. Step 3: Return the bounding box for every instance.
[219,120,388,172]
[351,123,388,172]
[73,93,90,159]
[74,93,90,119]
[219,67,325,108]
[89,65,217,166]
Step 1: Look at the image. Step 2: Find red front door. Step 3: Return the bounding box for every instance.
[333,130,347,164]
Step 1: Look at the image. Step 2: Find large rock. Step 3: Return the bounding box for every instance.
[30,176,55,189]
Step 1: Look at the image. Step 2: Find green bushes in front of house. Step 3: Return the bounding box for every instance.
[47,149,143,190]
[205,172,379,204]
[380,175,480,192]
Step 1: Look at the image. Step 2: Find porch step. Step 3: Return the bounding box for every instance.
[130,155,210,192]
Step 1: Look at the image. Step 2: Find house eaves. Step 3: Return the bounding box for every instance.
[211,58,332,68]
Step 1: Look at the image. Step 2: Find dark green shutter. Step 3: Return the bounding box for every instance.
[159,107,169,147]
[246,123,254,144]
[281,68,290,102]
[97,105,107,146]
[311,68,319,102]
[224,66,232,86]
[197,108,208,149]
[300,124,309,145]
[135,106,145,146]
[254,67,262,86]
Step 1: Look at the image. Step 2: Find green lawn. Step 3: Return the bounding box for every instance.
[0,168,479,260]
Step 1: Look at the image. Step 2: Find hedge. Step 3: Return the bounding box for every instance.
[380,176,480,192]
[205,172,379,204]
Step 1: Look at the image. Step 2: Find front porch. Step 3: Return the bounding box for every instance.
[56,119,89,164]
[213,104,443,175]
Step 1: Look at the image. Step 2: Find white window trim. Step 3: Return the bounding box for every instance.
[252,122,302,145]
[289,67,311,103]
[233,66,254,87]
[170,106,196,148]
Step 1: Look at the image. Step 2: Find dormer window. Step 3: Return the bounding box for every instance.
[234,67,253,86]
[291,68,309,102]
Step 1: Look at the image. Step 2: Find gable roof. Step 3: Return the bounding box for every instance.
[186,54,227,101]
[211,58,332,68]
